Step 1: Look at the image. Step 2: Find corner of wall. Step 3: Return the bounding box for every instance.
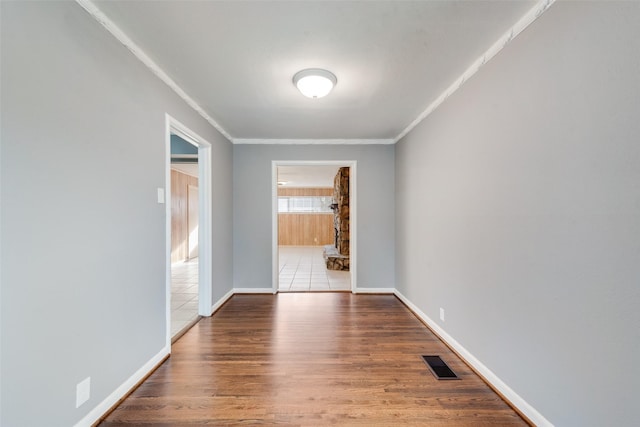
[393,290,553,427]
[73,345,170,427]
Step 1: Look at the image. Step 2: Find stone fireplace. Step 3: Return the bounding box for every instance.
[324,167,350,271]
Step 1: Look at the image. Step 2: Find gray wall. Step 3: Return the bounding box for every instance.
[0,2,233,426]
[395,2,640,426]
[233,144,394,289]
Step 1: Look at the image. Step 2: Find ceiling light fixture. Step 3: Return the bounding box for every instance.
[293,68,337,99]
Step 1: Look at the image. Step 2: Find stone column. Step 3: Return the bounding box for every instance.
[333,167,350,256]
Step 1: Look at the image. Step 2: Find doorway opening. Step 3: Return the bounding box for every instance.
[165,115,213,345]
[272,161,356,293]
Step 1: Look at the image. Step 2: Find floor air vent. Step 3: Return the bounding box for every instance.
[422,355,459,380]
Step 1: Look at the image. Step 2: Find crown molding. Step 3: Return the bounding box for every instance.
[74,0,234,142]
[233,139,395,145]
[393,0,556,143]
[76,0,554,146]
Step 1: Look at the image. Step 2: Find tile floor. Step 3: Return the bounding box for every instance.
[278,246,351,291]
[171,258,200,337]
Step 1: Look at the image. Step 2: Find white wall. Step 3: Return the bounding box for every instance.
[0,2,233,426]
[395,2,640,426]
[233,144,395,290]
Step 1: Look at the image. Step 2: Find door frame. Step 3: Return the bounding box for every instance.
[271,160,357,293]
[165,114,213,347]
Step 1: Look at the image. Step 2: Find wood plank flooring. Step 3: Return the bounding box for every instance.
[99,293,527,426]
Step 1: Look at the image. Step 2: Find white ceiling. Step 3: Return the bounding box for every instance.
[278,165,341,188]
[91,0,538,143]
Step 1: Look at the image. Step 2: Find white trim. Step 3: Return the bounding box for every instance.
[354,287,395,294]
[393,290,554,427]
[272,160,357,293]
[271,162,279,294]
[164,120,173,348]
[73,345,170,427]
[394,0,556,143]
[209,289,235,315]
[171,154,198,160]
[272,160,355,167]
[166,115,214,347]
[349,163,357,292]
[197,146,213,317]
[75,0,233,142]
[234,139,394,145]
[76,287,552,426]
[233,288,277,294]
[75,0,554,147]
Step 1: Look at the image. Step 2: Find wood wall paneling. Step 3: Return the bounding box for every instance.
[278,214,334,246]
[278,187,334,246]
[171,168,199,263]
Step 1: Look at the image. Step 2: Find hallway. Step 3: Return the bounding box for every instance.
[99,293,527,426]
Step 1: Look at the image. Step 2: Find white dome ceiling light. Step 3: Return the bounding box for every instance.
[293,68,337,99]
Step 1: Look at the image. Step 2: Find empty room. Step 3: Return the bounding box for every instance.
[1,1,639,426]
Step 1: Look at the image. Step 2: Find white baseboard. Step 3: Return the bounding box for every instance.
[393,290,552,427]
[78,288,550,427]
[354,287,395,294]
[73,344,170,427]
[207,289,234,315]
[233,287,276,294]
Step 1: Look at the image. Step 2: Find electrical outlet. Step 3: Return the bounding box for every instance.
[76,377,91,408]
[440,307,445,322]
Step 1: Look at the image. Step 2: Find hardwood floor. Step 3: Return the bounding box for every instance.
[99,293,528,426]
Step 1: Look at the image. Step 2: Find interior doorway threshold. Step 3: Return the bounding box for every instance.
[171,316,202,344]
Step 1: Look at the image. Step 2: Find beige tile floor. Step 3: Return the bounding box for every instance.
[278,246,351,291]
[171,258,199,337]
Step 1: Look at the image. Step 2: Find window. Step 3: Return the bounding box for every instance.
[278,196,333,213]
